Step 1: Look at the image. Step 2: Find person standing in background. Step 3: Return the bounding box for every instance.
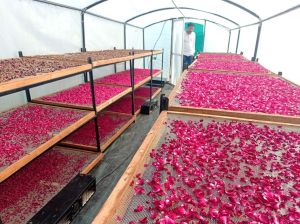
[183,23,196,70]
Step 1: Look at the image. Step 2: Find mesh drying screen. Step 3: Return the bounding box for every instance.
[0,146,98,224]
[110,113,300,223]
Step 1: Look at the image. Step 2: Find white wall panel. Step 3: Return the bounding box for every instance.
[204,21,229,53]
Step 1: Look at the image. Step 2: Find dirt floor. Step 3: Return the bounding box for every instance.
[72,83,173,224]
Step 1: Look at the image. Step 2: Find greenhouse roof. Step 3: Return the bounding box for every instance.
[39,0,300,28]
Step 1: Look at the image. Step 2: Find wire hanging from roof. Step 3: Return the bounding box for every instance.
[171,0,186,18]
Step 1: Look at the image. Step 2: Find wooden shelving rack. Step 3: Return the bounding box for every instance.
[0,49,163,223]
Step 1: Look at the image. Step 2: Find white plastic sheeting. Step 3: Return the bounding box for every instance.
[0,0,81,59]
[258,9,300,85]
[171,19,184,84]
[203,21,229,53]
[125,25,144,68]
[49,0,300,28]
[228,29,239,53]
[0,0,134,111]
[145,20,172,80]
[237,24,259,60]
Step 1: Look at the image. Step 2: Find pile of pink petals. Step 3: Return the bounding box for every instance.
[191,60,270,73]
[123,118,300,223]
[0,147,95,223]
[106,96,146,114]
[176,72,300,116]
[0,104,87,167]
[197,53,246,61]
[95,69,160,86]
[40,83,126,106]
[135,86,160,99]
[64,112,132,147]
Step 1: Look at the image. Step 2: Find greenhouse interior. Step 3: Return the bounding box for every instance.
[0,0,300,223]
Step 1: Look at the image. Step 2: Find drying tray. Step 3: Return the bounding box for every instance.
[61,111,135,152]
[93,111,300,223]
[0,103,94,182]
[168,70,300,126]
[188,59,273,75]
[32,83,132,112]
[94,69,162,90]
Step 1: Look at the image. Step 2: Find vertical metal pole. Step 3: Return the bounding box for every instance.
[81,48,88,82]
[252,23,262,61]
[227,30,231,53]
[18,50,32,102]
[81,12,86,51]
[161,50,164,88]
[235,29,241,54]
[25,88,32,102]
[169,19,174,82]
[87,57,101,152]
[129,57,135,115]
[143,28,146,69]
[113,47,117,73]
[124,24,127,70]
[203,20,206,51]
[150,51,153,103]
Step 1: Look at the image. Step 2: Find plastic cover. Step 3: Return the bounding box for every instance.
[47,0,299,28]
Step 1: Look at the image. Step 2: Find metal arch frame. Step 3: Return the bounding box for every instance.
[123,7,239,55]
[124,7,240,28]
[30,0,300,62]
[222,0,261,21]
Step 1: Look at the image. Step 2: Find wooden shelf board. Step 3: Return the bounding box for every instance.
[92,50,163,68]
[0,64,91,95]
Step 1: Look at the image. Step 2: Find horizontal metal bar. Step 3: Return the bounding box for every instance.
[144,17,230,30]
[85,11,142,29]
[231,4,300,30]
[32,0,142,29]
[32,0,82,11]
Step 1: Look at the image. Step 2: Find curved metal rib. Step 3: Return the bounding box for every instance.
[125,7,240,27]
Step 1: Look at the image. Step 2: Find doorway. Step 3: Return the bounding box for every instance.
[184,22,205,55]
